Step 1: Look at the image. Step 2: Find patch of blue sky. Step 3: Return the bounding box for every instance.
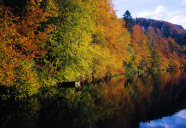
[140,109,186,128]
[112,0,186,29]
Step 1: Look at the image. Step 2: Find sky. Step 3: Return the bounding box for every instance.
[112,0,186,29]
[140,109,186,128]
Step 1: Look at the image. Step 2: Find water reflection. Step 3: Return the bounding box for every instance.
[100,69,186,128]
[0,70,186,128]
[140,109,186,128]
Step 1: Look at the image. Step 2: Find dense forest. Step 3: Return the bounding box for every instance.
[0,0,186,98]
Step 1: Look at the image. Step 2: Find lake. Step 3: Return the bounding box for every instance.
[99,69,186,128]
[0,69,186,128]
[140,109,186,128]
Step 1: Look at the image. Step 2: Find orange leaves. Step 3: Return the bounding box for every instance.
[132,25,143,42]
[92,0,130,75]
[0,1,53,88]
[129,25,152,70]
[16,1,52,58]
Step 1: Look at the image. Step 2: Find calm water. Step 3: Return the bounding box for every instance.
[0,69,186,128]
[140,109,186,128]
[99,69,186,128]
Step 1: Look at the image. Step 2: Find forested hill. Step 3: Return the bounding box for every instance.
[135,18,186,46]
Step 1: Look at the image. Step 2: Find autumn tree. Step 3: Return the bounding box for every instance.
[37,0,98,84]
[0,0,53,98]
[91,0,131,77]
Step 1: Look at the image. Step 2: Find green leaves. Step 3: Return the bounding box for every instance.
[41,0,98,82]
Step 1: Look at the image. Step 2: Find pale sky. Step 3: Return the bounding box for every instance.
[112,0,186,29]
[140,109,186,128]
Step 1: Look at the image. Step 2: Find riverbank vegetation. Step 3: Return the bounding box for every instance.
[0,0,186,97]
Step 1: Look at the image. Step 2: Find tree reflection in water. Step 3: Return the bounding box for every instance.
[99,69,186,128]
[0,70,186,128]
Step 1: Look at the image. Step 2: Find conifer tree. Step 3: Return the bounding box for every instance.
[123,10,134,33]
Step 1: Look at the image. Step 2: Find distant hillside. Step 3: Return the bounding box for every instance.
[135,18,186,46]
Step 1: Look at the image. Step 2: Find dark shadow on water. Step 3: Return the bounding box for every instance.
[0,69,186,128]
